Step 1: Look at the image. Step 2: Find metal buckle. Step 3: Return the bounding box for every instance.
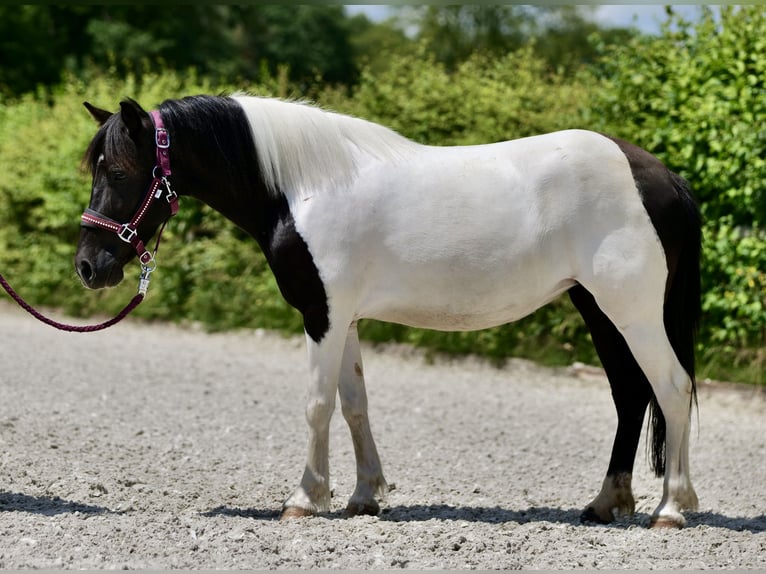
[118,224,138,243]
[162,177,177,203]
[138,261,156,296]
[155,128,170,149]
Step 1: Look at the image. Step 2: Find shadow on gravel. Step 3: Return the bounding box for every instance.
[686,512,766,533]
[201,506,281,520]
[378,504,641,527]
[202,504,648,528]
[200,504,766,532]
[0,492,108,516]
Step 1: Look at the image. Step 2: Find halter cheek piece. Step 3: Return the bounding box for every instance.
[80,110,179,294]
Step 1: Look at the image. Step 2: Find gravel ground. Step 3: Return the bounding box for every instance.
[0,300,764,569]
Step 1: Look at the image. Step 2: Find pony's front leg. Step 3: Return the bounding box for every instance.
[338,322,387,517]
[281,327,347,519]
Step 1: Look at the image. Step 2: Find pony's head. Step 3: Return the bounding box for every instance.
[75,99,175,289]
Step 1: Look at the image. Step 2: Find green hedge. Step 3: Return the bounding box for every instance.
[1,23,764,384]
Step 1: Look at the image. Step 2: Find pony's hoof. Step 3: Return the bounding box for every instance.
[280,506,315,520]
[343,499,380,518]
[580,507,613,525]
[650,515,686,529]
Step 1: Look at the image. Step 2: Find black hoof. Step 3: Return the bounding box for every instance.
[580,507,612,525]
[343,500,380,518]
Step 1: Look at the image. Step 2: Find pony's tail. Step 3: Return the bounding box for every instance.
[648,171,702,477]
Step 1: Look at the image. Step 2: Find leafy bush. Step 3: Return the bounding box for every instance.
[699,221,766,381]
[324,44,586,144]
[1,29,764,384]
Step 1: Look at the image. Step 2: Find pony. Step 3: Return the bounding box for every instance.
[75,94,701,528]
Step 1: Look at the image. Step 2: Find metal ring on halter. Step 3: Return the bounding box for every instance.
[141,258,157,275]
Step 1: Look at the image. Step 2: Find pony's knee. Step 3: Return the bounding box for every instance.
[305,396,336,428]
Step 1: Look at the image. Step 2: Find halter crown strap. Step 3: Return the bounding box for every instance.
[81,109,179,268]
[152,110,172,177]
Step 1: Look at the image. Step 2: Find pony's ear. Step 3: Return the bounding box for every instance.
[83,102,112,125]
[118,98,149,141]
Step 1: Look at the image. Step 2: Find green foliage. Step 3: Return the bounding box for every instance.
[0,6,64,96]
[235,5,357,87]
[346,14,412,79]
[699,221,766,383]
[325,44,586,145]
[0,6,359,99]
[1,8,765,385]
[395,6,635,75]
[399,6,529,71]
[0,6,635,101]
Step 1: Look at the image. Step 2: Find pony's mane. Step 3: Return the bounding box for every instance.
[231,95,420,198]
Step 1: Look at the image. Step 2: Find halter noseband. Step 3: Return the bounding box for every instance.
[80,110,179,292]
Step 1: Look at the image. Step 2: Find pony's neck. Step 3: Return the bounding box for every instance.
[159,96,273,238]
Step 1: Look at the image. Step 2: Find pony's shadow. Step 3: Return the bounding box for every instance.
[202,506,281,520]
[202,504,628,526]
[684,511,766,533]
[202,504,766,533]
[381,504,589,526]
[0,491,109,516]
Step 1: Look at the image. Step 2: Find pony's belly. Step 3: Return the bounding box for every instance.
[367,307,525,331]
[360,278,576,332]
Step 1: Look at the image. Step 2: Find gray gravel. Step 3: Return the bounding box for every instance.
[0,300,764,569]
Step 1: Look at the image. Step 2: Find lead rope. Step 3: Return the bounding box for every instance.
[0,273,144,333]
[0,222,168,333]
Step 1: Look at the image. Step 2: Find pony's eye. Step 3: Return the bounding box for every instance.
[110,169,127,181]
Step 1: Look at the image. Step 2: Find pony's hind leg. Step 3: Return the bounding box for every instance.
[569,285,652,524]
[618,320,698,527]
[586,281,698,528]
[338,322,388,517]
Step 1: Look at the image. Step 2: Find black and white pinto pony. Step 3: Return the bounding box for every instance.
[75,95,701,528]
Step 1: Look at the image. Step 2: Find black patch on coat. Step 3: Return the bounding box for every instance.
[158,95,330,342]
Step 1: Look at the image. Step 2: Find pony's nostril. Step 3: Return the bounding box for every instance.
[77,259,95,283]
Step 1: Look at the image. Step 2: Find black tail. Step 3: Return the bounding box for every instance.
[648,171,702,476]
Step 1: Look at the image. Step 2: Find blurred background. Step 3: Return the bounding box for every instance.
[0,5,702,97]
[0,5,763,384]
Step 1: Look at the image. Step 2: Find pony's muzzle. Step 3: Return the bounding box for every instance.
[74,250,125,289]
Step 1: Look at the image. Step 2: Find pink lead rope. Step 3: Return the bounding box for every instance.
[0,109,178,332]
